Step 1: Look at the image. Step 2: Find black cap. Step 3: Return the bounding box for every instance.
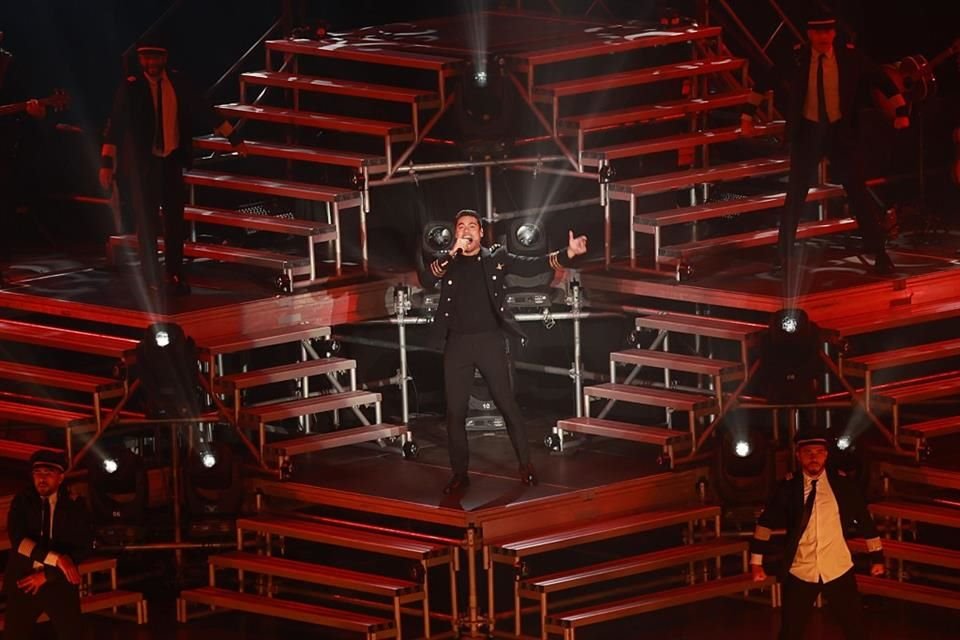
[454,209,483,228]
[806,10,837,31]
[30,449,67,473]
[136,35,168,54]
[794,425,830,448]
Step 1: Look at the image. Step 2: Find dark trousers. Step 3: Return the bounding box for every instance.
[3,579,82,639]
[779,568,867,640]
[126,151,186,287]
[780,119,885,263]
[443,330,531,474]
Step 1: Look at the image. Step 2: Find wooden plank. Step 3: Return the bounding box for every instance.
[584,123,784,164]
[218,357,356,393]
[216,103,413,138]
[843,337,960,377]
[848,538,960,570]
[179,587,395,634]
[266,38,461,72]
[869,501,960,529]
[199,324,330,357]
[610,349,742,378]
[534,58,746,99]
[585,383,716,412]
[0,360,122,394]
[0,439,63,462]
[194,136,387,171]
[635,312,765,343]
[185,169,361,205]
[873,373,960,405]
[110,235,310,274]
[241,390,380,424]
[267,423,407,457]
[900,415,960,439]
[185,206,337,239]
[0,400,94,430]
[609,157,790,198]
[857,575,960,610]
[557,417,690,446]
[825,298,960,337]
[0,319,137,359]
[241,71,439,105]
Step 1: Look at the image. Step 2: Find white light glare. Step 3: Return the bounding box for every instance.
[103,458,119,474]
[734,440,752,458]
[201,452,217,469]
[781,316,798,334]
[155,330,170,347]
[837,436,851,451]
[474,70,487,87]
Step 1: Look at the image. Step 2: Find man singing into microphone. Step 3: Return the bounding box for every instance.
[421,209,588,494]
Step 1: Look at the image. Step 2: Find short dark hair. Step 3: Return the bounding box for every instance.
[454,209,483,229]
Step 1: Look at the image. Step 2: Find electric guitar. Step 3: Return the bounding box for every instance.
[873,39,960,120]
[0,88,70,117]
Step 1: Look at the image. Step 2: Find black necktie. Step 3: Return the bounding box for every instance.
[817,54,828,123]
[800,479,818,533]
[40,497,51,543]
[154,78,164,153]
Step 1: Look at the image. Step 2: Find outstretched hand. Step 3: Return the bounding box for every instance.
[566,230,588,259]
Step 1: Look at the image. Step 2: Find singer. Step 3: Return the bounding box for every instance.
[421,209,588,494]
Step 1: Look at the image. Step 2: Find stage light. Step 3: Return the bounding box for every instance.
[837,435,851,451]
[184,441,243,536]
[88,444,148,544]
[515,222,542,248]
[421,221,454,256]
[201,452,217,469]
[474,69,488,87]
[715,423,775,506]
[734,440,752,458]
[759,308,823,405]
[103,458,119,474]
[135,322,201,419]
[781,315,798,334]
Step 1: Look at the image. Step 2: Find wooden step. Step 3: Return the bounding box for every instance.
[184,169,361,205]
[178,587,395,636]
[544,574,773,633]
[236,515,450,561]
[109,234,311,276]
[900,415,960,440]
[0,439,62,462]
[843,337,960,378]
[635,312,766,344]
[0,360,123,395]
[584,383,716,413]
[0,589,148,629]
[488,505,720,558]
[0,319,137,360]
[267,39,462,73]
[870,500,960,529]
[583,123,784,164]
[856,574,960,610]
[534,58,746,101]
[218,357,356,393]
[872,373,960,407]
[825,298,960,338]
[241,71,440,106]
[0,399,95,432]
[216,103,413,138]
[211,551,421,596]
[609,157,789,199]
[848,538,960,570]
[199,324,331,358]
[557,417,690,446]
[610,349,743,379]
[240,390,380,426]
[521,537,746,595]
[658,217,858,264]
[266,423,407,458]
[185,205,337,239]
[194,136,387,172]
[633,186,844,231]
[514,25,723,70]
[560,91,751,138]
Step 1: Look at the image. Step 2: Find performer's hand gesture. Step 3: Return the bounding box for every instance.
[566,230,588,259]
[751,564,768,582]
[17,571,47,595]
[869,562,885,577]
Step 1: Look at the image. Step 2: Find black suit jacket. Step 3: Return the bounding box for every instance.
[750,469,883,580]
[101,69,237,182]
[746,43,901,141]
[4,486,94,594]
[421,245,574,348]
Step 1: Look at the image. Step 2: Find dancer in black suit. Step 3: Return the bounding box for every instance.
[4,450,93,639]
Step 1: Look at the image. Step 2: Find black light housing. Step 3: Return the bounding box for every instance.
[135,322,200,419]
[759,307,823,405]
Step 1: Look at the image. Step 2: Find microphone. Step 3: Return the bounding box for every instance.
[452,235,472,257]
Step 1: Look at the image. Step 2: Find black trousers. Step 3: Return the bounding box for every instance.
[780,119,885,263]
[3,578,82,639]
[126,151,186,287]
[443,330,530,474]
[778,568,868,640]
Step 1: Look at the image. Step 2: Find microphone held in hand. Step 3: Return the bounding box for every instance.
[452,235,472,257]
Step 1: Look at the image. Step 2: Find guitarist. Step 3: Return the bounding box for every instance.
[741,10,909,277]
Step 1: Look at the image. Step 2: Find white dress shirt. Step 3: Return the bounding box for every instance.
[146,71,180,157]
[803,47,841,123]
[789,472,853,583]
[27,493,61,570]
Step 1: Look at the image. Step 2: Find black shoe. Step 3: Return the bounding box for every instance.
[443,472,470,495]
[873,251,895,275]
[166,274,191,296]
[519,463,538,486]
